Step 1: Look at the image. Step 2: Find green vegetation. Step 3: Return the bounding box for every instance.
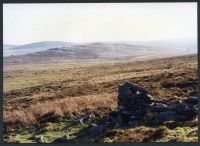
[4,55,198,143]
[7,118,198,143]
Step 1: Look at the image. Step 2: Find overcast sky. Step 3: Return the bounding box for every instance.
[3,3,197,45]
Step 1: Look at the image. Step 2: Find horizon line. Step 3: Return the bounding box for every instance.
[4,37,197,46]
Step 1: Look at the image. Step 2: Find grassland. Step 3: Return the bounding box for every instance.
[3,54,198,143]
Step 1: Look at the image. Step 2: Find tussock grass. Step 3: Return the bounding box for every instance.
[4,93,117,128]
[3,54,198,143]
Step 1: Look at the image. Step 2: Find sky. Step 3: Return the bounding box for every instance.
[3,3,197,45]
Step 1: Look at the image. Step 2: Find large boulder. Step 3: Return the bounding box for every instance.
[110,83,197,128]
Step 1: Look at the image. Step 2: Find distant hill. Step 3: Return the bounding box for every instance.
[3,41,75,56]
[3,44,21,49]
[124,38,197,54]
[4,39,197,65]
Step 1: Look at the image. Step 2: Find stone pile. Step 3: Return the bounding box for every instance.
[25,82,197,143]
[109,82,198,127]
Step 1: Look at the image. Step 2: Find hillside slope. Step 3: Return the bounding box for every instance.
[3,42,193,65]
[3,54,197,143]
[4,41,75,56]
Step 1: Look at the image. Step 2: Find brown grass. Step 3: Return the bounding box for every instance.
[4,93,117,129]
[3,54,197,131]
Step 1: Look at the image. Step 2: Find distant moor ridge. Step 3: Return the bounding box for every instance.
[3,38,197,64]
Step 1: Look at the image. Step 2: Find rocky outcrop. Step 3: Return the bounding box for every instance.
[109,82,198,127]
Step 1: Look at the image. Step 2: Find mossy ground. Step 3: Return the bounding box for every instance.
[99,119,198,143]
[6,118,198,143]
[6,117,91,143]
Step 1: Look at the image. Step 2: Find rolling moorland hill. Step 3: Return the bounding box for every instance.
[3,44,21,49]
[3,38,197,65]
[3,41,75,57]
[3,38,198,143]
[3,54,198,143]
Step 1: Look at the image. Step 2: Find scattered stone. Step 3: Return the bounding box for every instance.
[86,124,107,135]
[71,82,197,140]
[52,135,70,143]
[192,105,198,114]
[109,82,198,127]
[184,96,198,105]
[174,101,190,115]
[35,135,45,143]
[74,113,92,125]
[128,120,141,127]
[3,135,8,139]
[76,122,112,138]
[3,135,8,143]
[90,123,98,127]
[152,111,177,124]
[151,103,168,112]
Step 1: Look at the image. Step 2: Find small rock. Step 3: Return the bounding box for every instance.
[35,135,45,143]
[90,123,98,127]
[52,135,70,143]
[174,101,190,115]
[74,113,92,125]
[151,102,168,112]
[184,96,198,105]
[3,135,8,143]
[152,111,177,124]
[128,120,141,127]
[86,124,108,135]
